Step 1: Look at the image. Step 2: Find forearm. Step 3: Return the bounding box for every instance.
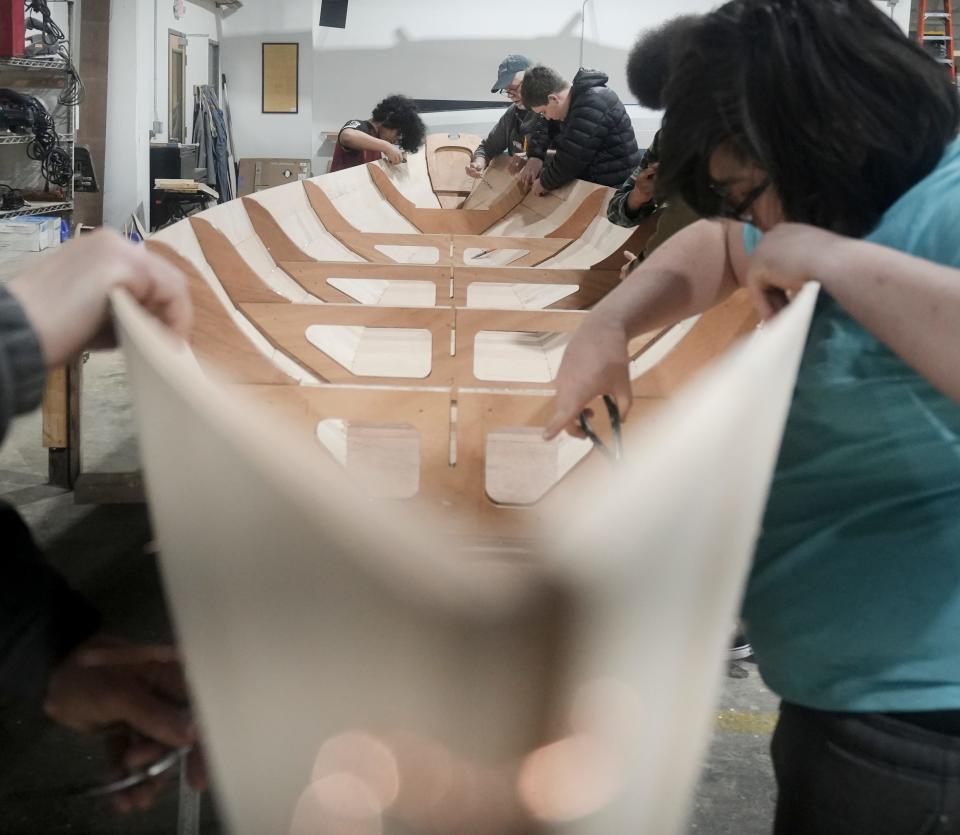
[540,152,582,191]
[474,115,509,161]
[591,219,740,337]
[339,130,394,157]
[607,170,656,228]
[814,238,960,402]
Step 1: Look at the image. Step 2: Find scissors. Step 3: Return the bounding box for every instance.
[578,395,624,462]
[3,745,192,801]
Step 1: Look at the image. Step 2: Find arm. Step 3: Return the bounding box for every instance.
[607,165,658,228]
[525,112,551,160]
[473,109,512,162]
[0,286,45,444]
[467,110,513,178]
[544,219,746,438]
[339,128,403,164]
[746,223,960,404]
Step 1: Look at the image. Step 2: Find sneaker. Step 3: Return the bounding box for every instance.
[729,632,753,661]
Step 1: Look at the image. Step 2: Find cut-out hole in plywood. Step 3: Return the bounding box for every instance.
[305,325,433,378]
[326,278,437,308]
[316,419,420,499]
[374,245,442,265]
[485,428,592,506]
[466,283,578,310]
[472,332,571,383]
[463,248,529,267]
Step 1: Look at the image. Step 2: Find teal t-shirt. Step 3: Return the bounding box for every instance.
[742,137,960,712]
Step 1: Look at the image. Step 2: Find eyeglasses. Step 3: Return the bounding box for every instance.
[499,85,522,96]
[709,177,771,222]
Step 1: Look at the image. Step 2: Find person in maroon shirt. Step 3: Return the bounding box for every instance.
[330,94,426,172]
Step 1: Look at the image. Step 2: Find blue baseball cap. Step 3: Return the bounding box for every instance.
[492,54,532,93]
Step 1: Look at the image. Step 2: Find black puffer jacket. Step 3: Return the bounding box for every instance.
[540,68,641,191]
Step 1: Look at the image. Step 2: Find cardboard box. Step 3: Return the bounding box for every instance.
[0,216,63,252]
[237,158,313,197]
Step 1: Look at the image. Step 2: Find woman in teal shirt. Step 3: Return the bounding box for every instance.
[547,0,960,831]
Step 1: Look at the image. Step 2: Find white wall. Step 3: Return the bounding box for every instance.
[874,0,912,33]
[104,0,152,229]
[215,0,717,173]
[219,5,314,161]
[104,0,221,230]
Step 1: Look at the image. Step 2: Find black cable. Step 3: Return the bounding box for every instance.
[23,1,83,105]
[25,0,64,46]
[56,44,84,106]
[11,92,73,188]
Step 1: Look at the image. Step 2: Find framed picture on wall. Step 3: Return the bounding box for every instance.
[262,42,299,114]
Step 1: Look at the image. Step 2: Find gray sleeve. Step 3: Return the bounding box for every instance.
[0,285,47,446]
[473,109,512,161]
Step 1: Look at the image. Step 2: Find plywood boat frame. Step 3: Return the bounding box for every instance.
[145,139,759,538]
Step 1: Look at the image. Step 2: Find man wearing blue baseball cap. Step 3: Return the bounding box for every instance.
[466,54,554,188]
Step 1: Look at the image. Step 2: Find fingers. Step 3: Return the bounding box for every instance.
[543,410,585,441]
[746,268,790,319]
[465,165,481,179]
[110,244,192,340]
[106,680,195,750]
[543,387,633,442]
[74,643,181,667]
[187,745,209,792]
[108,737,171,812]
[611,379,633,422]
[619,250,639,281]
[544,392,594,441]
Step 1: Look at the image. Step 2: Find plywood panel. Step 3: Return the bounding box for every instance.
[279,261,452,304]
[368,163,525,235]
[240,303,455,386]
[425,133,481,206]
[303,179,451,264]
[190,217,295,305]
[145,241,294,385]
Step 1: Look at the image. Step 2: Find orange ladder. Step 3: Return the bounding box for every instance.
[918,0,957,82]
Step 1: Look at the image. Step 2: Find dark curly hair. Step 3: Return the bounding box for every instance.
[372,94,426,153]
[658,0,960,237]
[626,15,700,109]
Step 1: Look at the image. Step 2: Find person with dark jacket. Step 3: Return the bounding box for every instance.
[520,65,641,196]
[466,54,553,188]
[1,231,205,811]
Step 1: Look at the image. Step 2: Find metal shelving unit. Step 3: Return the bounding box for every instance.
[0,200,72,219]
[1,1,80,489]
[0,132,73,145]
[0,56,69,71]
[0,1,77,225]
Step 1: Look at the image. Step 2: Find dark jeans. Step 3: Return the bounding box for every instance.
[772,701,960,835]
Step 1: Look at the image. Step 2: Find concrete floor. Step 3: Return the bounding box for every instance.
[0,351,779,834]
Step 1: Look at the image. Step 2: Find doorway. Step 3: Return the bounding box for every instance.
[168,31,187,143]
